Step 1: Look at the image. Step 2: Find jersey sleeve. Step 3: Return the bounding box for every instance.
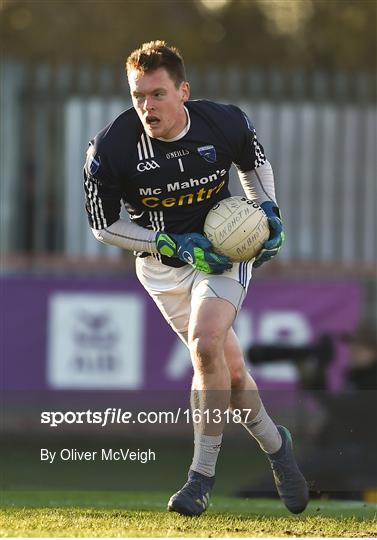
[83,140,122,230]
[229,106,267,173]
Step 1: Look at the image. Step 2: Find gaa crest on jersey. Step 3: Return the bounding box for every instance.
[197,145,217,163]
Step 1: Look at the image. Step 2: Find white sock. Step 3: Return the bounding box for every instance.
[190,433,223,477]
[242,404,282,454]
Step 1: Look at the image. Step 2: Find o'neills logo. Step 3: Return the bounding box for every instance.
[166,149,190,159]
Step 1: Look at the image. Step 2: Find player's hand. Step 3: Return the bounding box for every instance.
[254,201,285,268]
[155,232,232,274]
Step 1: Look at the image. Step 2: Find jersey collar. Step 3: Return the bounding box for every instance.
[156,106,191,142]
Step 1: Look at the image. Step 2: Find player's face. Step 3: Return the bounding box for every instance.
[129,68,190,139]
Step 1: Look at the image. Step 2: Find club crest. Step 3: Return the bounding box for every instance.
[197,145,217,163]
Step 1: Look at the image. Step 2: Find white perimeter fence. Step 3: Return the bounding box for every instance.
[1,62,376,265]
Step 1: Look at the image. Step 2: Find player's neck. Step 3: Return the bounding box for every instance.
[157,107,190,142]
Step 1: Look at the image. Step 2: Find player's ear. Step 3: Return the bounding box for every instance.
[180,81,190,102]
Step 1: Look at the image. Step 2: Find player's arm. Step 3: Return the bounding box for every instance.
[93,222,231,275]
[238,163,284,268]
[84,142,158,253]
[231,108,285,267]
[92,219,158,253]
[92,218,232,272]
[91,221,231,275]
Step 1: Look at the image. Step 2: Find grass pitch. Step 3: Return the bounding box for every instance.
[1,490,376,537]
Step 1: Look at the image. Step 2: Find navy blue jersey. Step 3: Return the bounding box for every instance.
[84,100,266,237]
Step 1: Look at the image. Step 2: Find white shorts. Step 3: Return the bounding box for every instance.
[135,256,253,343]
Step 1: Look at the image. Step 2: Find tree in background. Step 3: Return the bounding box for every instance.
[1,0,375,70]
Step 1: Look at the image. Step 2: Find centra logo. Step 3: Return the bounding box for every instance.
[137,160,160,172]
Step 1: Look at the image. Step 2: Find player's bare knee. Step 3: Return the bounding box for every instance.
[190,334,223,373]
[230,365,247,389]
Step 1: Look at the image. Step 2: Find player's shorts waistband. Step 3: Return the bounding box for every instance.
[137,252,187,268]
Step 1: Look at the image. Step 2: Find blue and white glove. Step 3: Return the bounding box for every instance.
[155,232,232,274]
[254,201,285,268]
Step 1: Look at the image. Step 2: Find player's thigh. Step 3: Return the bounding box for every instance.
[135,257,193,345]
[189,262,252,361]
[192,261,253,314]
[188,296,236,353]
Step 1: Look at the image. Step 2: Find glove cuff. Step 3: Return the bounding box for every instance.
[155,232,177,257]
[261,201,282,220]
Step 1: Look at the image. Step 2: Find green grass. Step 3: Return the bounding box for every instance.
[1,490,376,537]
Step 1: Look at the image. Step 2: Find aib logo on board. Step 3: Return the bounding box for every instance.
[47,292,144,390]
[73,311,119,372]
[198,145,217,163]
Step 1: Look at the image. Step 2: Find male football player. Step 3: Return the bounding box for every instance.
[84,40,308,516]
